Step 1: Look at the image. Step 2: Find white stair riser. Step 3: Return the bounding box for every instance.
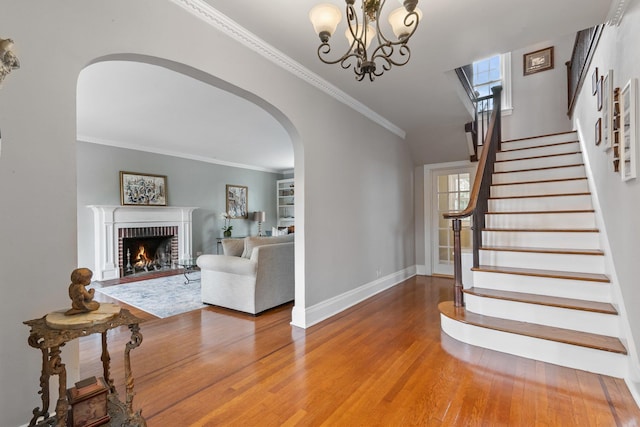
[492,165,586,184]
[485,212,596,229]
[464,294,619,337]
[491,179,589,198]
[495,153,583,172]
[479,250,605,274]
[497,142,581,161]
[440,315,627,378]
[482,231,601,250]
[502,133,578,151]
[488,195,593,212]
[472,270,611,302]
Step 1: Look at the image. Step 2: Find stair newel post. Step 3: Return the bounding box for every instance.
[452,218,465,307]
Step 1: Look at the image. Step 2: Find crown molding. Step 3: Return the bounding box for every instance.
[607,0,628,26]
[77,134,284,174]
[169,0,406,139]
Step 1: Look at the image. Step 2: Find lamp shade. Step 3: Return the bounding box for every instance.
[309,4,342,38]
[388,7,422,39]
[345,24,376,50]
[253,211,266,222]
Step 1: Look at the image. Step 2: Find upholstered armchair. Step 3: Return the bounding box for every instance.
[196,234,294,315]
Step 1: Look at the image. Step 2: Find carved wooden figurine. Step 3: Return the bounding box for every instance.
[65,268,100,315]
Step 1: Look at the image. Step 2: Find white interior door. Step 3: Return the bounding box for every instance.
[432,169,473,276]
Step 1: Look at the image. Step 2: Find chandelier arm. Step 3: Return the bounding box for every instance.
[317,43,364,68]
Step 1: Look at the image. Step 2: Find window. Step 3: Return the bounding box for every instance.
[471,53,512,114]
[436,172,472,269]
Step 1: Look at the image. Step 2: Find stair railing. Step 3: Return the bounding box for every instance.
[443,85,502,307]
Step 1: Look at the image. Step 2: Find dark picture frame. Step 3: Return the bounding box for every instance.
[523,46,554,76]
[597,76,603,111]
[226,184,248,218]
[592,67,599,95]
[595,118,602,146]
[120,171,167,206]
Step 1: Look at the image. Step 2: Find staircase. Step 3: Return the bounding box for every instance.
[439,131,628,378]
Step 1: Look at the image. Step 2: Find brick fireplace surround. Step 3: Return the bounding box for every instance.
[89,205,197,281]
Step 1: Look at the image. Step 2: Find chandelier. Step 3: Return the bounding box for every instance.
[309,0,421,81]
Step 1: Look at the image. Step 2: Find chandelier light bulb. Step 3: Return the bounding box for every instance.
[345,24,376,51]
[388,7,422,39]
[310,4,343,42]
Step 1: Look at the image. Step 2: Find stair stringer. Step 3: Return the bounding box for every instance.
[574,121,640,401]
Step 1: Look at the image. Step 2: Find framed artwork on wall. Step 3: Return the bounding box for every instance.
[120,171,167,206]
[523,46,554,76]
[620,78,637,181]
[595,118,601,146]
[592,67,599,95]
[602,69,614,151]
[597,76,603,111]
[226,184,248,218]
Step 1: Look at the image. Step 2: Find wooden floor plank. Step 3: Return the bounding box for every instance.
[80,276,640,426]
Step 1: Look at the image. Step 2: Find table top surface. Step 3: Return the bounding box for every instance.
[178,259,197,266]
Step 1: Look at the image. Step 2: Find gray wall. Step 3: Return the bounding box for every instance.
[0,2,415,424]
[502,34,574,140]
[571,1,640,391]
[77,141,282,269]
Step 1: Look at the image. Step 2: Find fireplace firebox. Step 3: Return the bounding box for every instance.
[118,226,179,277]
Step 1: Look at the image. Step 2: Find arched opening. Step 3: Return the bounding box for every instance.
[76,54,304,321]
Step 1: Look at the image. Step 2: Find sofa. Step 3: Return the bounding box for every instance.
[196,234,294,315]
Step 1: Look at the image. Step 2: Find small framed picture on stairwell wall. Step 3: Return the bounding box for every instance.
[523,46,554,76]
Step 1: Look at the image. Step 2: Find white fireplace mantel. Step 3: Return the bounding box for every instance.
[89,205,197,280]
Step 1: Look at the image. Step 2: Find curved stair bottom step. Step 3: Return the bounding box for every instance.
[439,310,627,378]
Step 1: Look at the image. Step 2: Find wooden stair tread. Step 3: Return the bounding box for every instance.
[472,265,610,283]
[480,246,604,256]
[483,228,599,233]
[489,192,590,200]
[495,151,581,163]
[438,301,626,354]
[464,287,617,314]
[493,163,584,174]
[491,177,587,186]
[499,140,579,153]
[487,209,594,215]
[502,131,577,144]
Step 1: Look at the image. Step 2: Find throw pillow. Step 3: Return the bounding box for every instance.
[241,234,294,259]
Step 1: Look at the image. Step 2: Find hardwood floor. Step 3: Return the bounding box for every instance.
[82,276,640,426]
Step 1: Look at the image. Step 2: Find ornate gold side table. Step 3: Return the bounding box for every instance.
[24,304,146,427]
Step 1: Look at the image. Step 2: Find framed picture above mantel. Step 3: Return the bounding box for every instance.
[120,171,167,206]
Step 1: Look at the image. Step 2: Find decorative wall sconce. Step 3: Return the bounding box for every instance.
[0,38,20,87]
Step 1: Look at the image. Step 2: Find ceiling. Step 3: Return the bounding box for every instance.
[77,0,613,172]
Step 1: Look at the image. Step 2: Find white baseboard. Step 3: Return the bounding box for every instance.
[290,266,416,329]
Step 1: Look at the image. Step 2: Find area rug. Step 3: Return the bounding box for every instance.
[95,272,206,318]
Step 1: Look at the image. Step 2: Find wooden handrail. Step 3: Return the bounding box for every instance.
[566,25,603,118]
[444,100,498,220]
[442,86,502,306]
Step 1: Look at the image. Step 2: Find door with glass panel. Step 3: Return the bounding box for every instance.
[432,170,472,276]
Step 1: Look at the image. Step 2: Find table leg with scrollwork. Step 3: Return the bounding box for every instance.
[50,345,68,427]
[101,331,115,393]
[27,337,51,427]
[124,323,144,423]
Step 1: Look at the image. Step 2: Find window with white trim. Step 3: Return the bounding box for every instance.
[472,53,512,114]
